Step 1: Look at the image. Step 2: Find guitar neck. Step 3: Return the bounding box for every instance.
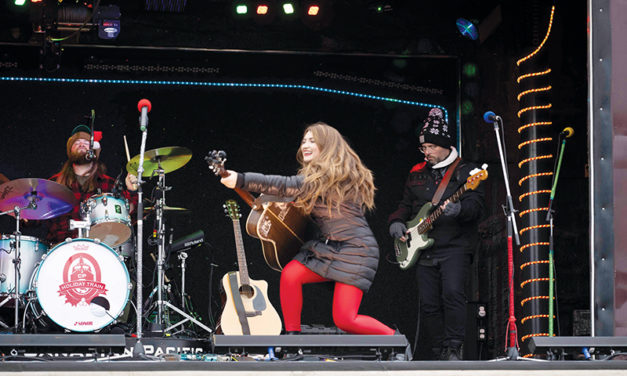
[231,218,251,286]
[418,184,468,234]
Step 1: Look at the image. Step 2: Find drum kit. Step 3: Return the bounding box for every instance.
[0,146,209,335]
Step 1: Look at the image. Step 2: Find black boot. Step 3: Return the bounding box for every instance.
[445,340,463,361]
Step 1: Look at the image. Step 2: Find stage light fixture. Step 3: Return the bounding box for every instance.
[307,4,319,16]
[456,5,502,43]
[235,4,248,14]
[282,2,295,14]
[14,0,27,5]
[456,18,478,40]
[256,3,269,15]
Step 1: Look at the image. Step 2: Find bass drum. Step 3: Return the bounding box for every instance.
[32,238,131,332]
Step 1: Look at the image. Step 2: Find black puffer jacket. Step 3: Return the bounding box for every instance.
[237,172,380,292]
[388,160,485,255]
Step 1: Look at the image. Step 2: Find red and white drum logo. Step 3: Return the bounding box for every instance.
[57,252,108,306]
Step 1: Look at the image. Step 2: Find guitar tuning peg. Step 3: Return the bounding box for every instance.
[481,163,488,170]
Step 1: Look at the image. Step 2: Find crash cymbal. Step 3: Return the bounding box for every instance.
[126,146,192,177]
[0,178,77,220]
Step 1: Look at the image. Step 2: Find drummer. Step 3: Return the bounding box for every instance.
[46,125,139,245]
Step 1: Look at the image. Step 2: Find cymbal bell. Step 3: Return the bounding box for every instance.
[126,146,192,177]
[0,178,77,220]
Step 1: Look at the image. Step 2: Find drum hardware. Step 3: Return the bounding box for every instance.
[0,178,75,333]
[127,146,210,337]
[69,219,91,238]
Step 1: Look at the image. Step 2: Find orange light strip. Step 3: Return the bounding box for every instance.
[520,277,551,288]
[522,354,535,358]
[520,260,550,270]
[521,332,550,343]
[516,6,555,66]
[520,224,551,235]
[521,295,553,307]
[518,103,552,118]
[518,137,553,149]
[518,154,553,168]
[518,121,552,133]
[521,314,554,324]
[519,190,551,202]
[520,242,550,252]
[517,86,552,101]
[518,172,553,186]
[517,69,552,84]
[519,207,549,217]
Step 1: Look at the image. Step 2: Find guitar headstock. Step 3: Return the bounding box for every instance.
[466,164,488,191]
[224,199,241,220]
[205,150,228,177]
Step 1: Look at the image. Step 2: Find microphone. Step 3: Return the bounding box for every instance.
[86,109,96,161]
[137,99,152,132]
[560,127,574,138]
[483,111,499,123]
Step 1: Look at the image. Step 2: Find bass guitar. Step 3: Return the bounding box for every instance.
[219,199,282,335]
[205,150,308,272]
[394,165,488,270]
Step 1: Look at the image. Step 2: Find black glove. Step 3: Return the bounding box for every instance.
[389,222,407,239]
[442,200,461,217]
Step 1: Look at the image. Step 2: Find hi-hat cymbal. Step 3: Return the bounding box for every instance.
[0,178,77,220]
[126,146,192,177]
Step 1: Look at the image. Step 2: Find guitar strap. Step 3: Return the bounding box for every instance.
[431,157,461,206]
[228,272,251,335]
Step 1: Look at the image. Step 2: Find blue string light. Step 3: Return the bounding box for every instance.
[0,75,448,122]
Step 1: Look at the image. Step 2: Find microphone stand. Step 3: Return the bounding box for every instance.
[133,107,149,358]
[545,132,569,337]
[491,116,522,360]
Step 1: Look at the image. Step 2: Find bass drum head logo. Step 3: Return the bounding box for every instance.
[34,239,130,332]
[58,252,107,306]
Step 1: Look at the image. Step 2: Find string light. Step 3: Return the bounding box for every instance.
[520,277,551,288]
[518,103,552,118]
[520,295,553,307]
[518,137,553,150]
[519,242,550,252]
[520,260,550,271]
[517,69,551,84]
[518,121,552,133]
[521,332,550,343]
[521,314,554,324]
[519,190,551,202]
[518,172,553,186]
[0,76,445,115]
[519,207,549,217]
[517,86,552,101]
[519,224,551,235]
[518,154,553,168]
[516,6,555,66]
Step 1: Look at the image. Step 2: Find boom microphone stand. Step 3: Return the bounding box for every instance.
[484,111,522,360]
[545,127,574,337]
[133,99,151,358]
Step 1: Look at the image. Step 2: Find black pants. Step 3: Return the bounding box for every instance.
[417,252,471,356]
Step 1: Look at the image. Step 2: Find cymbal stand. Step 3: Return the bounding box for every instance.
[0,194,37,332]
[151,160,212,335]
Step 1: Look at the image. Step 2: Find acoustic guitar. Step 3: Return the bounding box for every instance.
[206,150,308,271]
[394,165,488,270]
[219,200,282,335]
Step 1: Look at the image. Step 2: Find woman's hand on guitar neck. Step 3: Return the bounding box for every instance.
[220,169,238,189]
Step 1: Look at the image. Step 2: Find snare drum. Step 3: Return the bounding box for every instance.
[32,238,131,332]
[83,193,131,247]
[0,235,48,296]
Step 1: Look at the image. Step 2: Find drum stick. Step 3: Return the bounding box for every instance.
[123,135,131,162]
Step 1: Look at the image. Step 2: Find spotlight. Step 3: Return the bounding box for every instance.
[456,18,478,41]
[456,5,502,44]
[282,2,295,14]
[14,0,27,5]
[256,3,269,15]
[235,4,248,14]
[306,4,319,16]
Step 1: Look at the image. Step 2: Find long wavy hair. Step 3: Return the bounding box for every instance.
[294,122,375,214]
[53,160,107,193]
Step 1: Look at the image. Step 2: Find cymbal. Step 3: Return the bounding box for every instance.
[0,178,77,220]
[126,146,192,177]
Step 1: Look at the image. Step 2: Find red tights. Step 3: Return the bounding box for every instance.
[280,260,395,335]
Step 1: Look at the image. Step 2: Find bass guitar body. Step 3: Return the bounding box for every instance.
[246,200,308,272]
[219,271,282,335]
[394,202,435,270]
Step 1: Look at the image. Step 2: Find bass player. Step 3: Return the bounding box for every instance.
[388,108,485,360]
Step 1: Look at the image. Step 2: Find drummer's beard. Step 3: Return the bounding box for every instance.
[69,150,94,165]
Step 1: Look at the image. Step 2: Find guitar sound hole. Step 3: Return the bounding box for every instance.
[240,285,254,298]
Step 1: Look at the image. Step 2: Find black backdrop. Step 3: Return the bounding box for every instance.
[0,47,460,347]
